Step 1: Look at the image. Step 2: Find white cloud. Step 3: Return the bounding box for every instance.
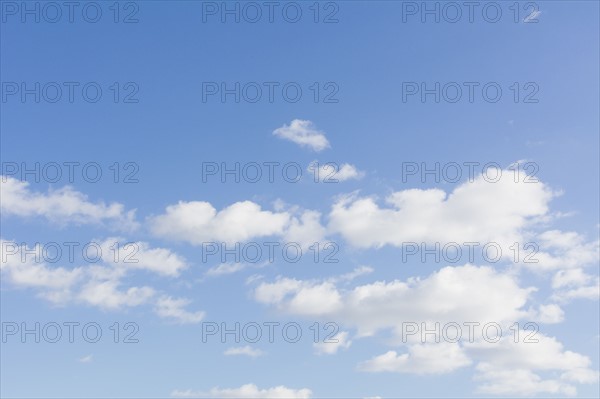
[561,368,600,384]
[155,295,205,324]
[254,264,533,337]
[552,268,594,289]
[283,210,326,249]
[531,230,599,272]
[552,279,600,302]
[359,344,471,374]
[252,264,598,394]
[466,333,591,371]
[1,239,197,316]
[205,262,247,277]
[78,354,93,363]
[331,266,374,283]
[532,304,564,324]
[149,201,290,245]
[77,279,155,310]
[224,346,264,358]
[328,167,554,249]
[475,366,576,396]
[97,238,189,277]
[307,161,364,182]
[0,239,83,292]
[273,119,330,152]
[467,333,597,396]
[171,384,312,398]
[314,331,352,355]
[0,177,137,230]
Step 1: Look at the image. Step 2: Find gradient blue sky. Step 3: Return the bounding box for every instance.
[1,1,599,398]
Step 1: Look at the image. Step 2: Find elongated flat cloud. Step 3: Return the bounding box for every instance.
[224,346,264,357]
[359,343,472,374]
[155,296,205,324]
[273,119,330,152]
[1,177,138,231]
[171,384,312,398]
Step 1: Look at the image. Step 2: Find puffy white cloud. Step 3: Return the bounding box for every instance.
[224,346,264,358]
[254,265,533,337]
[532,304,565,324]
[0,239,83,291]
[359,344,471,374]
[97,238,189,277]
[0,177,137,230]
[314,331,352,355]
[78,279,155,309]
[561,368,600,384]
[155,295,205,324]
[255,278,343,316]
[149,201,290,245]
[252,264,598,394]
[171,384,312,398]
[283,210,326,249]
[467,333,597,396]
[328,167,554,249]
[273,119,330,152]
[466,333,591,371]
[307,161,364,182]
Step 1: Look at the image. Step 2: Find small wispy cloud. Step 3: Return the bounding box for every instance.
[78,354,93,363]
[224,346,265,358]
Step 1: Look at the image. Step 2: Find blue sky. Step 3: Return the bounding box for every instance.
[1,1,599,398]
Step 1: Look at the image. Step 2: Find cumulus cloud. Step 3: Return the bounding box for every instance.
[468,332,598,396]
[328,167,554,249]
[273,119,330,152]
[252,264,599,394]
[283,210,326,249]
[532,304,565,324]
[148,201,290,245]
[78,279,155,310]
[254,264,534,337]
[97,238,189,277]
[0,177,138,230]
[171,384,312,398]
